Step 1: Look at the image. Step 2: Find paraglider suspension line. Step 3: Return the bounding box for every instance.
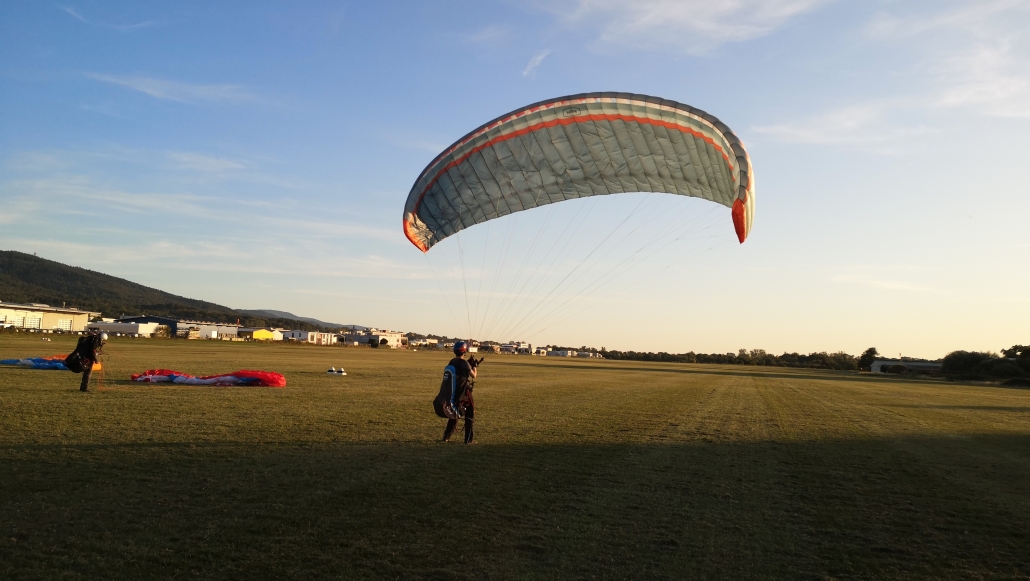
[424,253,462,336]
[455,231,473,340]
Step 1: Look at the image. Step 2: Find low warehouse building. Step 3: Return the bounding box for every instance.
[117,315,182,335]
[184,323,240,340]
[0,302,100,332]
[114,317,242,339]
[283,330,337,345]
[339,329,408,348]
[239,328,283,341]
[88,321,167,337]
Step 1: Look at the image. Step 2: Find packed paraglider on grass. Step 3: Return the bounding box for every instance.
[130,369,287,387]
[1,354,73,370]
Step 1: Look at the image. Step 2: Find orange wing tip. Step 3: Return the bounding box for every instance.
[731,198,747,244]
[403,217,428,253]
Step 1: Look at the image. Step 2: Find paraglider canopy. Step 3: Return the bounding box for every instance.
[403,92,754,252]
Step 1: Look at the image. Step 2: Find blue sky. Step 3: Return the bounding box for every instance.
[1,1,1028,357]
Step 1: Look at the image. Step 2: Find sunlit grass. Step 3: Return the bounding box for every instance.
[2,334,1029,580]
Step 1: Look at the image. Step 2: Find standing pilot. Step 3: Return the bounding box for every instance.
[433,341,481,444]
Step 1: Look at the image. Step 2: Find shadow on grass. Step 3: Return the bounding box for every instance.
[2,434,1029,580]
[887,404,1030,412]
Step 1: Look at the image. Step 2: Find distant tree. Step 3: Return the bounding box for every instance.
[1001,345,1029,358]
[1002,345,1030,374]
[750,349,776,366]
[858,347,880,371]
[981,359,1025,378]
[942,351,997,378]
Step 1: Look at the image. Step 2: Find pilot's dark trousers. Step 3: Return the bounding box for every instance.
[79,360,93,392]
[443,404,474,444]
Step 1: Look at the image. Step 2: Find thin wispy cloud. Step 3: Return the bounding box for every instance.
[62,6,154,31]
[547,0,824,54]
[380,134,448,154]
[2,148,396,243]
[936,42,1030,118]
[761,1,1030,148]
[78,102,129,119]
[293,288,434,303]
[869,1,1030,119]
[833,274,944,294]
[864,0,1027,39]
[522,50,551,76]
[166,152,246,173]
[468,25,512,44]
[259,216,397,243]
[4,151,73,172]
[753,101,929,150]
[13,236,413,278]
[85,73,256,103]
[0,237,254,270]
[62,7,89,24]
[7,176,214,217]
[6,172,399,247]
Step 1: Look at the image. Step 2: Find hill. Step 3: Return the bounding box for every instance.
[0,250,353,331]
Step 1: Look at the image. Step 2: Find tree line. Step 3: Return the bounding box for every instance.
[599,345,1030,380]
[941,345,1029,380]
[601,348,860,371]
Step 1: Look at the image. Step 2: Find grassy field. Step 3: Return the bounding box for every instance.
[1,333,1028,580]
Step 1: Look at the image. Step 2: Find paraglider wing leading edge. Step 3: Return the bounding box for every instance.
[403,92,754,251]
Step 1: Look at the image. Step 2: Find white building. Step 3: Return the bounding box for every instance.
[339,329,408,349]
[534,347,549,356]
[410,338,439,347]
[87,321,165,337]
[500,342,531,354]
[0,302,100,332]
[548,350,575,357]
[283,330,338,345]
[176,321,241,339]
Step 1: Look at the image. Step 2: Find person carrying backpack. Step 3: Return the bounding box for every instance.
[433,341,482,444]
[64,331,106,392]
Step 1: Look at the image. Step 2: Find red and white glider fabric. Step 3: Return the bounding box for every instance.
[403,92,755,251]
[130,369,287,387]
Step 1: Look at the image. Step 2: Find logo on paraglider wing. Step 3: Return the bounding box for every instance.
[562,107,582,117]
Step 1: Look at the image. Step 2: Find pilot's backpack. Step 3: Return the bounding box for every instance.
[64,334,100,373]
[433,362,467,419]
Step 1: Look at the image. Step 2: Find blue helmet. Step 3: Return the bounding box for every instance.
[453,341,468,355]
